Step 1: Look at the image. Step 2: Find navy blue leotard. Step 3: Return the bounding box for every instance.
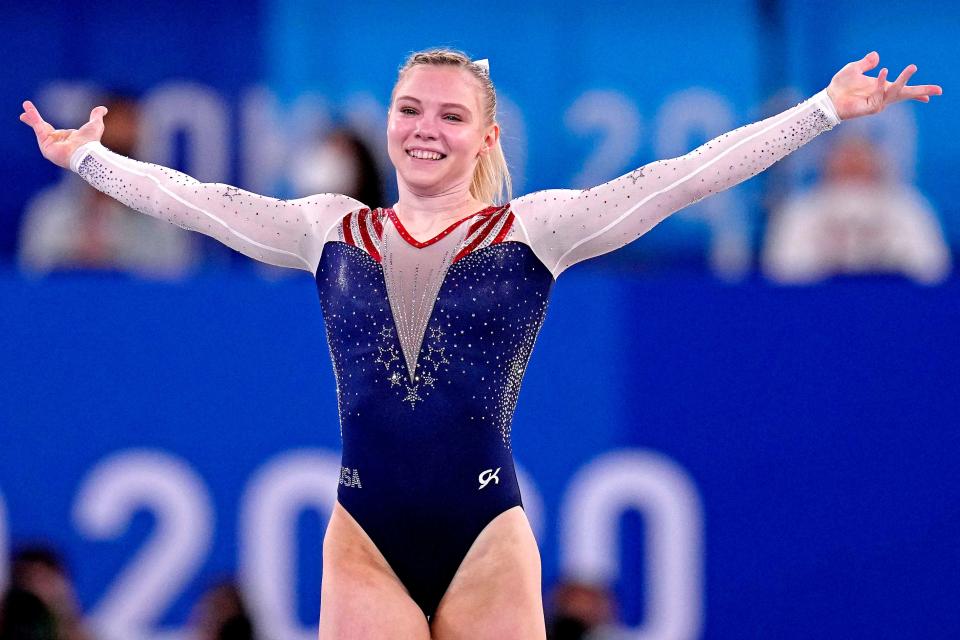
[70,90,840,617]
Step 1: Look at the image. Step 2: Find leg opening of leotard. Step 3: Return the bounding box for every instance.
[430,505,528,616]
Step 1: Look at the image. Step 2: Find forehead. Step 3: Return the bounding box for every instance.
[393,66,482,112]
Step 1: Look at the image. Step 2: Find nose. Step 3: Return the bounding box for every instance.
[415,118,438,140]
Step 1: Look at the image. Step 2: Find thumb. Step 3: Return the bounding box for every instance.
[858,51,879,73]
[79,105,108,139]
[90,105,108,125]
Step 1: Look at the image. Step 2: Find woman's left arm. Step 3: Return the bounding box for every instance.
[510,52,942,279]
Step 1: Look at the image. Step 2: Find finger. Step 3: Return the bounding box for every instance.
[19,100,54,140]
[19,100,43,126]
[891,64,916,92]
[902,84,943,99]
[877,68,888,94]
[857,51,880,73]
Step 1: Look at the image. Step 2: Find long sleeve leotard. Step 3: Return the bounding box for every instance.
[69,89,840,616]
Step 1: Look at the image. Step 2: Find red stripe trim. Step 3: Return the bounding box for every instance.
[358,209,381,263]
[372,208,384,239]
[386,205,500,248]
[342,211,356,247]
[452,211,502,263]
[466,216,490,236]
[492,211,514,244]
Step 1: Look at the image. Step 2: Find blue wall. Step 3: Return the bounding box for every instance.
[1,268,958,638]
[2,2,958,638]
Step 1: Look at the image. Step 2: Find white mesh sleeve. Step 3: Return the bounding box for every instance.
[69,141,365,274]
[510,89,842,278]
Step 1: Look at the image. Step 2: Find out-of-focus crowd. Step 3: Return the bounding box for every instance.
[0,544,254,640]
[16,93,385,280]
[15,93,952,283]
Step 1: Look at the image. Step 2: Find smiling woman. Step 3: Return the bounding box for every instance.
[386,51,510,244]
[18,45,941,640]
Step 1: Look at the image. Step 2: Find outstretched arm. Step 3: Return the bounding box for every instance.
[510,52,943,279]
[19,101,364,274]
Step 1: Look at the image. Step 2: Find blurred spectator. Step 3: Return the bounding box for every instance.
[287,128,385,207]
[189,580,255,640]
[17,93,199,280]
[762,135,951,284]
[0,545,91,640]
[546,579,615,640]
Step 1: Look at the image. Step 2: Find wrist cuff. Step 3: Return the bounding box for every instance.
[813,89,842,124]
[69,141,104,173]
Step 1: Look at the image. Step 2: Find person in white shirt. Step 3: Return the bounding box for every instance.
[763,134,950,284]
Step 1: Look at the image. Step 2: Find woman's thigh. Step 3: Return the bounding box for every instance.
[430,506,546,640]
[319,502,431,640]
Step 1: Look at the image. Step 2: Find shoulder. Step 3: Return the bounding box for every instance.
[510,188,582,214]
[295,192,368,217]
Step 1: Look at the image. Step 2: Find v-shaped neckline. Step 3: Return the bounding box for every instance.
[384,205,501,248]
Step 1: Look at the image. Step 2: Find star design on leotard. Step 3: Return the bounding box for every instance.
[379,325,394,340]
[420,371,436,388]
[403,385,422,409]
[374,345,399,371]
[628,167,646,184]
[222,186,242,201]
[428,326,445,342]
[388,371,403,387]
[422,345,450,371]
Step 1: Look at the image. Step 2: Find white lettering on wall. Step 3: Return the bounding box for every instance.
[565,90,643,190]
[73,450,213,640]
[239,449,340,640]
[560,449,704,640]
[140,82,230,183]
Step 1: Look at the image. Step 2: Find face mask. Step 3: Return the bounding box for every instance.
[289,141,360,197]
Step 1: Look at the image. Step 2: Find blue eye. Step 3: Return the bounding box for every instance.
[444,114,462,121]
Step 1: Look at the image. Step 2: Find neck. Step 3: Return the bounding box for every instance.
[393,176,489,231]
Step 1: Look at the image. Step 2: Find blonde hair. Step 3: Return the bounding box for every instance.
[391,48,512,205]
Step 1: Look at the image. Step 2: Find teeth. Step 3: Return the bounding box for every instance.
[407,149,444,160]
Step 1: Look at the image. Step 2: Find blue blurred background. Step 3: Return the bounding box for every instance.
[1,1,958,639]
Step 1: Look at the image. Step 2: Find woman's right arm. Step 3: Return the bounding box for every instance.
[19,100,364,273]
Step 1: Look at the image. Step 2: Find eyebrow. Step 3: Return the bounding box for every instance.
[395,95,471,111]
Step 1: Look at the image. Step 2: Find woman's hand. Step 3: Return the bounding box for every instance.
[19,100,107,169]
[826,51,943,120]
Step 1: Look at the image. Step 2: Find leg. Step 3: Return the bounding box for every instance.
[319,502,431,640]
[430,506,546,640]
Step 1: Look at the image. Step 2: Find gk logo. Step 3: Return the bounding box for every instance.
[478,467,501,490]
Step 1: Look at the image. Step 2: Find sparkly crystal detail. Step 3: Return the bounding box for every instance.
[380,213,467,382]
[316,240,553,450]
[374,344,399,370]
[403,384,423,409]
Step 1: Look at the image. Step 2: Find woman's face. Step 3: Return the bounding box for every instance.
[387,65,497,198]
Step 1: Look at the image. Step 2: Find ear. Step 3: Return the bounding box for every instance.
[477,122,500,157]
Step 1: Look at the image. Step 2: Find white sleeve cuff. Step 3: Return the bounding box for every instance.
[812,88,842,125]
[69,140,105,173]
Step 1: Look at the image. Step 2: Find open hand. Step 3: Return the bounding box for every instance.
[826,51,943,120]
[19,100,107,169]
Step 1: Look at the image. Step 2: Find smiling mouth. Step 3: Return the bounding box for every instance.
[406,149,447,161]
